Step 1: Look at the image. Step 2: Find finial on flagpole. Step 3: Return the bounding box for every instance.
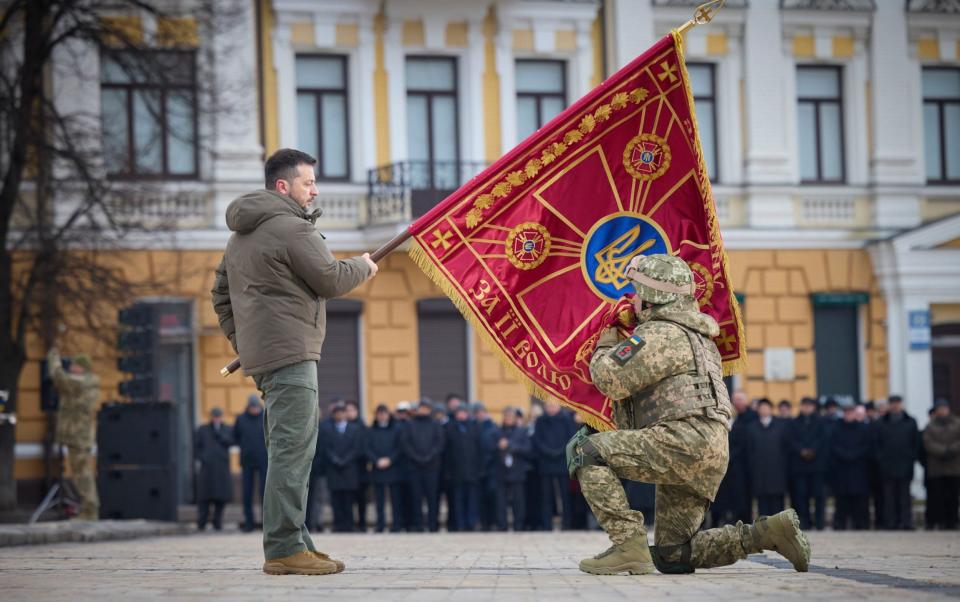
[676,0,725,36]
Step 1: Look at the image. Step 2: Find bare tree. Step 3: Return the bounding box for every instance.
[0,0,248,510]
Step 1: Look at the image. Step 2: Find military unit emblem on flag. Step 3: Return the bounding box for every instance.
[408,32,745,431]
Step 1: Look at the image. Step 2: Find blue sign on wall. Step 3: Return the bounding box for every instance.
[909,310,931,350]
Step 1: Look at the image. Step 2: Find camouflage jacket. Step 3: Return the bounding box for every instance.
[48,350,100,448]
[589,297,732,430]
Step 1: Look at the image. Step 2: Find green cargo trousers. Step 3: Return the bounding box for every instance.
[254,360,319,560]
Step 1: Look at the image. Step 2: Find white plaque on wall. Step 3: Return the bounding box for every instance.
[764,347,795,381]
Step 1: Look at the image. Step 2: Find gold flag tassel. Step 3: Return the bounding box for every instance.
[676,0,726,36]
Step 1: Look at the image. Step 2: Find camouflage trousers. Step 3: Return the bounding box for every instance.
[577,415,757,568]
[67,445,99,520]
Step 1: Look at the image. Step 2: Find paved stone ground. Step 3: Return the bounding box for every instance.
[1,530,959,601]
[0,520,191,547]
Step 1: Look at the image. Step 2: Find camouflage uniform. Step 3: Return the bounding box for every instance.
[48,349,100,520]
[574,255,808,573]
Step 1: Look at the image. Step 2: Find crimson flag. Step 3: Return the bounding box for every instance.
[407,32,745,430]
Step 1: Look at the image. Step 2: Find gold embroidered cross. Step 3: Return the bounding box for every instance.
[657,61,678,83]
[717,329,736,352]
[431,228,453,251]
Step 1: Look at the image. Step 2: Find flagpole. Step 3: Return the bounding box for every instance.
[676,0,725,36]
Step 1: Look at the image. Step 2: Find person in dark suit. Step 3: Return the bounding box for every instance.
[785,397,827,530]
[712,390,756,526]
[830,401,872,530]
[494,407,532,531]
[873,395,919,530]
[345,400,368,531]
[234,396,268,532]
[195,407,233,531]
[533,401,576,530]
[473,403,500,531]
[746,398,788,516]
[401,401,446,532]
[306,407,326,532]
[445,406,483,531]
[366,404,404,533]
[320,404,363,532]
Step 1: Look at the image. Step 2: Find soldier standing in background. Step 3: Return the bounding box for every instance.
[46,348,100,520]
[567,255,810,576]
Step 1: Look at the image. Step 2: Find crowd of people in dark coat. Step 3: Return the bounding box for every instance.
[301,396,595,533]
[195,390,960,533]
[713,392,960,532]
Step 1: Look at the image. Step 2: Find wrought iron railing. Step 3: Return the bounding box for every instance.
[906,0,960,13]
[368,160,488,219]
[780,0,875,9]
[653,0,748,6]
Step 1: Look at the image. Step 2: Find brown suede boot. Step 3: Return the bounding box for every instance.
[310,550,345,572]
[263,551,343,575]
[579,535,656,575]
[749,509,811,572]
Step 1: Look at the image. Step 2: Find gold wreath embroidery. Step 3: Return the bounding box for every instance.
[690,262,715,308]
[505,222,551,270]
[463,86,650,229]
[622,133,671,182]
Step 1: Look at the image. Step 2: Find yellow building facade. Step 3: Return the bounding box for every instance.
[12,0,960,497]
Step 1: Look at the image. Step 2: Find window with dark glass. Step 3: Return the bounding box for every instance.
[417,298,468,403]
[296,55,350,180]
[406,56,460,190]
[317,299,362,415]
[687,63,718,182]
[515,60,567,141]
[813,302,860,401]
[101,50,198,178]
[923,68,960,183]
[796,66,845,183]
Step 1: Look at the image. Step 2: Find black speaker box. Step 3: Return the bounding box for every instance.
[97,401,177,466]
[97,466,178,521]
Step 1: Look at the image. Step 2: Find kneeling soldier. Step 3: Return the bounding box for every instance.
[568,254,810,575]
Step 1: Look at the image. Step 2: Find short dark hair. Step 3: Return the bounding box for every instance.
[757,398,773,408]
[264,148,316,190]
[778,399,792,408]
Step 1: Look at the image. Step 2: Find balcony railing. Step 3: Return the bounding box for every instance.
[780,0,875,9]
[653,0,748,6]
[906,0,960,13]
[368,160,488,220]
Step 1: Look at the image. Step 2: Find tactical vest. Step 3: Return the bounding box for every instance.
[614,322,732,430]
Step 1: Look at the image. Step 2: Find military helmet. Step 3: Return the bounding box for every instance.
[624,254,695,305]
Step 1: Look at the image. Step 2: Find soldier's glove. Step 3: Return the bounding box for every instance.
[565,425,604,478]
[596,327,621,349]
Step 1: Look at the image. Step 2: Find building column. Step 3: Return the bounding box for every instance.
[605,0,655,71]
[496,25,517,151]
[357,15,378,176]
[466,18,487,163]
[385,18,406,163]
[273,23,297,151]
[210,0,263,225]
[871,0,923,228]
[743,2,792,184]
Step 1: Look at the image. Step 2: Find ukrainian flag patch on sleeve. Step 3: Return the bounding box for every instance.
[609,334,645,366]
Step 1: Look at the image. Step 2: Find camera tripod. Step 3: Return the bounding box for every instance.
[29,443,80,524]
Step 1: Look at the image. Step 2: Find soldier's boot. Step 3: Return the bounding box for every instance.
[579,535,656,575]
[747,509,811,572]
[263,550,344,575]
[310,550,345,571]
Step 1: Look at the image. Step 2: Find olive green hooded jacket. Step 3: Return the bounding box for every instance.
[211,190,370,376]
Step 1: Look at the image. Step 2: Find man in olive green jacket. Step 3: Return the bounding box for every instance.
[212,148,377,575]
